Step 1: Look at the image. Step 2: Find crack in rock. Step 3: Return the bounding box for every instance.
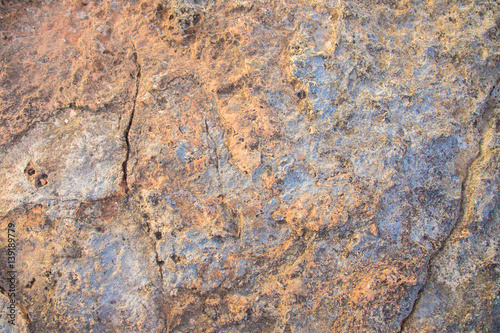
[204,118,224,193]
[121,50,141,193]
[155,249,165,282]
[399,81,500,332]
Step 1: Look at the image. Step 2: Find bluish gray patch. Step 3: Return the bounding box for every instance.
[281,168,313,203]
[164,195,176,207]
[176,141,192,164]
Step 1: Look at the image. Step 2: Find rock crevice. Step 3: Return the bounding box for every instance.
[400,80,500,332]
[121,50,142,194]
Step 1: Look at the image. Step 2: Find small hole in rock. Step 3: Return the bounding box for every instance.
[25,278,36,289]
[297,89,307,100]
[193,13,201,25]
[170,254,182,263]
[154,231,162,240]
[24,162,36,177]
[35,173,48,189]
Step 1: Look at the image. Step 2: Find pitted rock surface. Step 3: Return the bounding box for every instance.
[0,0,499,332]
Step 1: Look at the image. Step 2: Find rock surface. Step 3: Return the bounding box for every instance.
[0,0,499,332]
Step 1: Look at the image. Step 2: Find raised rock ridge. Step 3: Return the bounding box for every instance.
[0,0,499,332]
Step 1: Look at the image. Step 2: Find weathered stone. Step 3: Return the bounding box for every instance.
[402,85,500,332]
[0,0,499,332]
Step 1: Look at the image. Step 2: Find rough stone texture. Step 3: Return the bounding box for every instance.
[402,85,500,332]
[0,0,499,332]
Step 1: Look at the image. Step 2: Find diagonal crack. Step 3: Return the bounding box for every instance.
[121,50,141,194]
[399,81,500,332]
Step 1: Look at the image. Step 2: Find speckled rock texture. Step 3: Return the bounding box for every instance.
[0,0,499,332]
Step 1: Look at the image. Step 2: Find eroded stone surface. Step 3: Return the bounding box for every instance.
[0,107,126,216]
[402,84,500,332]
[0,0,499,332]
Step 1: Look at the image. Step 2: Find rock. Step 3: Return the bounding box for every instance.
[402,85,500,332]
[0,0,499,332]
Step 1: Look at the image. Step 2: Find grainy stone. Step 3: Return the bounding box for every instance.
[0,0,499,332]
